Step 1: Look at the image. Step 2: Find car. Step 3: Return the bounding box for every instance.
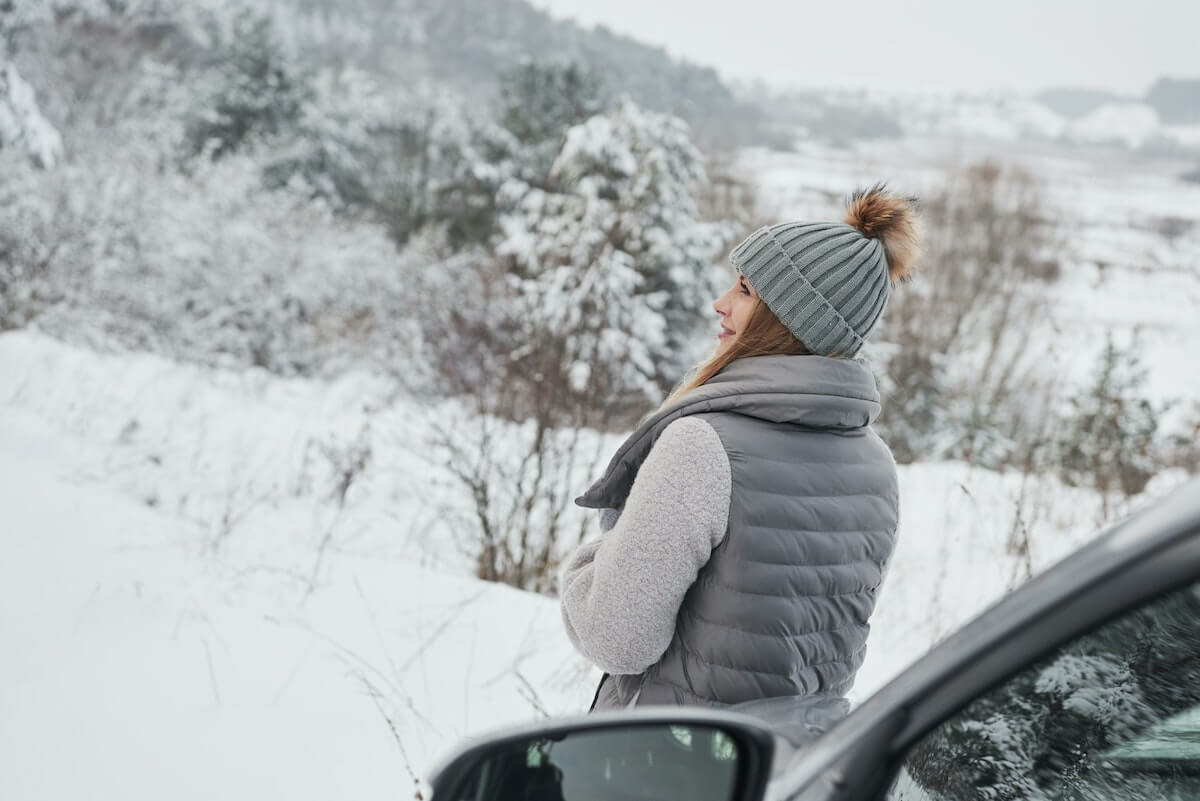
[427,474,1200,801]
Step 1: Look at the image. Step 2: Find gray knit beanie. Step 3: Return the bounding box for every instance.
[729,187,921,357]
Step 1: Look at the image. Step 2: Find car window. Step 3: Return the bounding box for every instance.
[885,579,1200,801]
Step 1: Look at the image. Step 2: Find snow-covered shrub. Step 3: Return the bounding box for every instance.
[0,153,84,328]
[1163,403,1200,476]
[423,92,727,423]
[13,143,407,375]
[426,399,608,594]
[1055,335,1166,511]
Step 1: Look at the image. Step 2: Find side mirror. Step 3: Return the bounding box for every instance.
[429,709,775,801]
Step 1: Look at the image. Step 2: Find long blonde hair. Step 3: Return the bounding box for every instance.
[663,299,811,408]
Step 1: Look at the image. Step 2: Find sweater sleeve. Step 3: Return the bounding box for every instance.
[559,417,732,675]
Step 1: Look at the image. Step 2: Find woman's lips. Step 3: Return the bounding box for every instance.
[717,325,735,339]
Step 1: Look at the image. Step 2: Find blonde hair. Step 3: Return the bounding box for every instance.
[662,298,811,408]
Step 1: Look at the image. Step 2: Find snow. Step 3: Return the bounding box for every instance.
[1067,102,1163,149]
[913,94,1068,142]
[0,366,598,801]
[5,327,1189,799]
[2,25,1198,793]
[740,136,1200,428]
[0,62,62,168]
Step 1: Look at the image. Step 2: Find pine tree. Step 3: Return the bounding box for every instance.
[496,96,723,405]
[261,66,384,211]
[183,5,310,160]
[498,59,607,177]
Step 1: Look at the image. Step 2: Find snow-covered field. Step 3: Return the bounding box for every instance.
[2,137,1197,801]
[1,328,1184,801]
[0,340,597,800]
[742,136,1200,417]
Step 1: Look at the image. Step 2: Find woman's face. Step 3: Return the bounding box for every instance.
[712,272,758,354]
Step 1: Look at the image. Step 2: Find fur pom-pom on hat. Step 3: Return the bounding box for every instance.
[843,183,921,283]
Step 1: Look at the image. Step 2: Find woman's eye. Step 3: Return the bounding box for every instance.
[739,282,751,296]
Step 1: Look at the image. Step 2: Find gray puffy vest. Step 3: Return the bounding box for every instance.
[576,354,899,709]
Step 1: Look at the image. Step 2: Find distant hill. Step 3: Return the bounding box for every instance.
[274,0,766,150]
[1145,77,1200,124]
[1034,88,1124,120]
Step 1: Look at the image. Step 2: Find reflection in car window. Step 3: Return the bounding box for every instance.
[887,581,1200,800]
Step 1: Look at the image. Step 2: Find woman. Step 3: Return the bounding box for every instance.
[559,185,920,710]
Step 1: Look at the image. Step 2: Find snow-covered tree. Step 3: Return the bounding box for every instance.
[496,97,724,406]
[261,66,386,211]
[0,0,68,167]
[421,95,729,592]
[498,59,607,177]
[868,342,951,465]
[182,4,310,160]
[0,60,60,166]
[367,90,503,248]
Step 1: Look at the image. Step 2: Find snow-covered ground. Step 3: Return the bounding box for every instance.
[2,136,1197,800]
[2,327,1186,800]
[0,351,597,801]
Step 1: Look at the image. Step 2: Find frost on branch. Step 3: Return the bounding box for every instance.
[0,62,62,168]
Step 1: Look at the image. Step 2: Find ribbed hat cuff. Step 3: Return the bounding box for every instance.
[730,227,865,357]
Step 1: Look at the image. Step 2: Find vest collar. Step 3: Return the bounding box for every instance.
[577,354,881,510]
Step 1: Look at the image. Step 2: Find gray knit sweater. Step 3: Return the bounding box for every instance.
[560,417,732,675]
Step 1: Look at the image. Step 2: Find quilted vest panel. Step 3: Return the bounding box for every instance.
[581,354,899,709]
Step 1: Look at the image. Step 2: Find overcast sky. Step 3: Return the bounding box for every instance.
[529,0,1199,96]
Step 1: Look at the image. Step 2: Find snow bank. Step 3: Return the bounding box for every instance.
[0,398,596,801]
